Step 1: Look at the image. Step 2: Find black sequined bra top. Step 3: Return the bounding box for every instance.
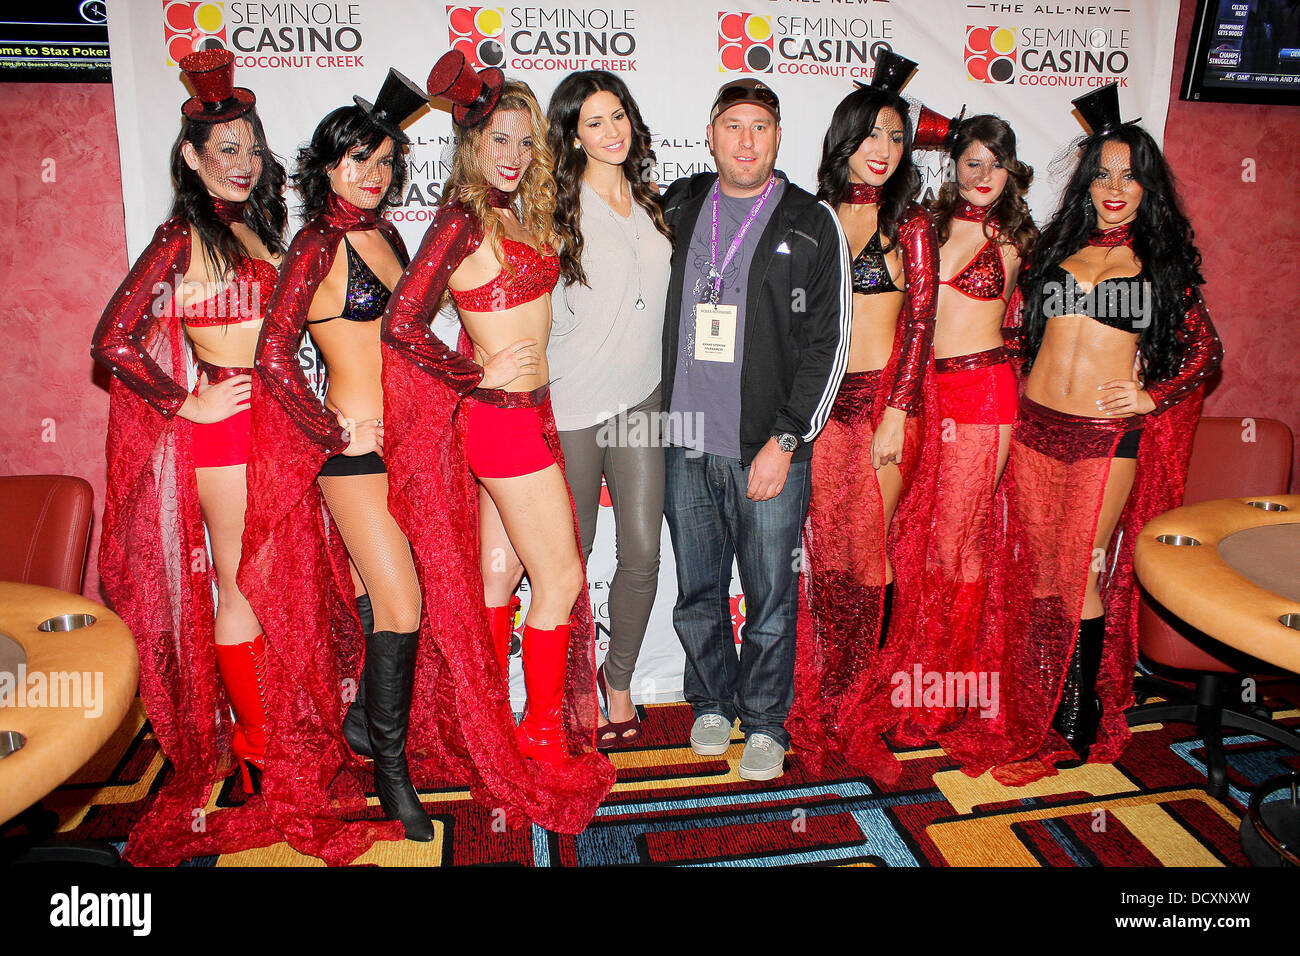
[1044,262,1149,334]
[851,230,903,296]
[307,238,401,325]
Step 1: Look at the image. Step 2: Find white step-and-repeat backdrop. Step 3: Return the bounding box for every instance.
[106,0,1181,703]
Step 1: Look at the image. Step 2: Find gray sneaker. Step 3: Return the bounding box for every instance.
[738,733,785,781]
[689,713,734,756]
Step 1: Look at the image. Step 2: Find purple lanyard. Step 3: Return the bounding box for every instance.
[708,175,776,304]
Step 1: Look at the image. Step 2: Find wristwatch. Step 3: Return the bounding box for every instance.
[775,433,799,453]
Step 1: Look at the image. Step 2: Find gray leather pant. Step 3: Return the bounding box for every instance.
[558,387,664,692]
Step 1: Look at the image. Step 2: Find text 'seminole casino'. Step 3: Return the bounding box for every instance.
[966,16,1135,89]
[447,5,640,73]
[163,1,367,70]
[719,10,896,78]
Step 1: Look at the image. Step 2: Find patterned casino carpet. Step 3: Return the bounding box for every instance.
[13,675,1300,867]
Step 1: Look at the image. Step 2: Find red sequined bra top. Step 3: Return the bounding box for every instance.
[939,201,1005,301]
[448,235,560,312]
[168,256,280,327]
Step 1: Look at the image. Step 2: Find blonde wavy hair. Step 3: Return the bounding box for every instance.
[444,79,557,278]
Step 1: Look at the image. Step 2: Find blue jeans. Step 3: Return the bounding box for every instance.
[663,446,811,749]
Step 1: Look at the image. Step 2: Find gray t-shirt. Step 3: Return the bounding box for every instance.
[666,177,784,458]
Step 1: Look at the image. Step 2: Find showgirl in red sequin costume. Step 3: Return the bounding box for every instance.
[828,116,1038,782]
[378,53,614,828]
[788,54,942,774]
[940,84,1222,784]
[91,51,286,864]
[240,70,440,849]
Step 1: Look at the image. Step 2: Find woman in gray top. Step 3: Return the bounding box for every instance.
[547,71,673,748]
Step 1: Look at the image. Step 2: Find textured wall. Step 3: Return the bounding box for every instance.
[0,83,123,598]
[1165,0,1300,486]
[0,0,1296,603]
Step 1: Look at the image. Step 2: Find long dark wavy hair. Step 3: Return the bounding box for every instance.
[168,110,286,279]
[815,85,918,247]
[546,70,672,287]
[1019,123,1203,383]
[291,105,409,223]
[929,114,1037,258]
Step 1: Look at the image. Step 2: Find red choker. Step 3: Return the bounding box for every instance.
[325,192,380,230]
[487,187,514,209]
[1087,223,1134,247]
[211,198,247,224]
[845,182,882,205]
[952,199,995,225]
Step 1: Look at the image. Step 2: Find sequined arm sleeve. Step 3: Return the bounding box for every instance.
[255,223,349,454]
[1145,287,1223,414]
[380,203,484,395]
[1001,284,1026,359]
[886,208,939,414]
[90,218,191,417]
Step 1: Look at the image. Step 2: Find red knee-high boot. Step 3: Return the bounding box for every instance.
[487,595,522,681]
[215,634,268,793]
[516,621,571,766]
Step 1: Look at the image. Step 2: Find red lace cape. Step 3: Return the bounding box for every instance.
[939,287,1222,784]
[380,199,615,832]
[791,203,942,775]
[239,197,410,863]
[92,218,284,865]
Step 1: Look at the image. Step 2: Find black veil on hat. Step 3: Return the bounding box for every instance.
[354,68,429,144]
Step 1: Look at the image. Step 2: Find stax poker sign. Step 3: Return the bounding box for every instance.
[717,10,894,78]
[447,5,639,73]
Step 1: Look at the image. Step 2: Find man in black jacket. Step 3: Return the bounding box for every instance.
[660,78,850,780]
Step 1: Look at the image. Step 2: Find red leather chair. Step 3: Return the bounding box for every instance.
[1126,417,1299,798]
[0,475,94,593]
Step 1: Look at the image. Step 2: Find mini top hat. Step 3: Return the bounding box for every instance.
[866,48,918,92]
[354,69,428,144]
[179,49,255,122]
[426,50,504,128]
[1071,82,1140,136]
[710,77,781,123]
[914,104,966,152]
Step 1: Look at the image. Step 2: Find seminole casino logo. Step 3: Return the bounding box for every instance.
[164,1,227,66]
[448,6,639,71]
[449,5,506,69]
[719,12,773,73]
[965,21,1133,88]
[718,10,894,78]
[965,25,1016,84]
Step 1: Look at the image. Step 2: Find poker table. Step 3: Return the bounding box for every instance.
[1135,494,1300,865]
[0,582,139,826]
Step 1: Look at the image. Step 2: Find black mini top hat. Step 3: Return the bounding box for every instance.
[1071,82,1140,136]
[179,49,255,122]
[867,49,918,92]
[354,68,428,144]
[426,50,504,128]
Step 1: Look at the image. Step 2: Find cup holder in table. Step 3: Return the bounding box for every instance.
[1247,500,1290,512]
[1281,613,1300,631]
[37,613,96,632]
[1156,534,1201,547]
[0,730,25,758]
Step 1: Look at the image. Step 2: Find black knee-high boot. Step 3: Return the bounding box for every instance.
[343,593,374,758]
[877,582,895,650]
[1053,616,1105,767]
[365,628,433,841]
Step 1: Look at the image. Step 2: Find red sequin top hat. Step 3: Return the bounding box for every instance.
[354,68,428,145]
[426,50,504,128]
[179,49,255,123]
[914,103,966,152]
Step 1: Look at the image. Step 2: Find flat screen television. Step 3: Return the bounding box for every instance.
[1180,0,1300,105]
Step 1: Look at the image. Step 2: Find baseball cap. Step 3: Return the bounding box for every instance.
[709,78,781,123]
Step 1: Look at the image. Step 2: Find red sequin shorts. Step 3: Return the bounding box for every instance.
[934,346,1018,425]
[464,384,556,479]
[191,361,251,468]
